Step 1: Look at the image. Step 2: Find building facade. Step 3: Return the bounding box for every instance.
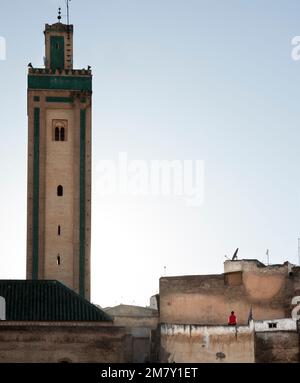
[0,280,134,363]
[159,259,300,363]
[160,260,300,325]
[104,304,159,363]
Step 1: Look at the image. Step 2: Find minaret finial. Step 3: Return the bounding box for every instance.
[57,7,62,22]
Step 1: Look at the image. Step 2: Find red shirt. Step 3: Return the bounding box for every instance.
[228,314,237,325]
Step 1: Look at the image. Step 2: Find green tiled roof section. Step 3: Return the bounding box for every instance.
[0,280,112,322]
[28,75,92,91]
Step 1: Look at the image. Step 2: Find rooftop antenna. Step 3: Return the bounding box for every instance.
[231,248,239,261]
[65,0,71,25]
[57,7,62,23]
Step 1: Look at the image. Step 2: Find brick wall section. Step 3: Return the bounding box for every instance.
[255,332,299,363]
[0,322,132,363]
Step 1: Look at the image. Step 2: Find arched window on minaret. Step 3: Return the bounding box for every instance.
[60,127,65,141]
[52,120,68,142]
[55,127,60,141]
[57,185,63,196]
[57,255,61,266]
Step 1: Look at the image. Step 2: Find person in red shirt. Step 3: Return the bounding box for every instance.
[228,311,237,325]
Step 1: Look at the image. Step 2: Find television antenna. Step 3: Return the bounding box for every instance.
[65,0,71,25]
[266,249,270,265]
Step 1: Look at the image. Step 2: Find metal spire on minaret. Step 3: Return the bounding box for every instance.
[57,7,62,23]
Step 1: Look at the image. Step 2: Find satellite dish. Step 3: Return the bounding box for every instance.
[232,248,239,261]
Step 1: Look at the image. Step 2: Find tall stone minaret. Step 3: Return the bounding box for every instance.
[26,12,92,300]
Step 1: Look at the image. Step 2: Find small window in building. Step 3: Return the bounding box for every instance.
[55,127,60,141]
[56,43,60,49]
[60,127,65,142]
[57,185,63,197]
[57,255,61,266]
[268,322,277,329]
[0,296,5,321]
[58,225,61,236]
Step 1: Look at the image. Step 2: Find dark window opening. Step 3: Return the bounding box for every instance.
[60,127,65,141]
[55,127,60,141]
[58,225,61,236]
[268,323,277,329]
[56,43,60,49]
[57,255,61,266]
[57,185,63,197]
[53,125,67,142]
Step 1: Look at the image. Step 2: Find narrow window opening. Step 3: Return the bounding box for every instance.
[60,127,65,141]
[0,296,5,321]
[58,225,61,236]
[57,255,61,266]
[56,43,60,49]
[55,127,60,141]
[268,323,277,329]
[52,121,68,142]
[57,185,63,197]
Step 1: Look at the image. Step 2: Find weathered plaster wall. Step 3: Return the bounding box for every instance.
[254,318,297,332]
[160,323,255,363]
[160,263,300,325]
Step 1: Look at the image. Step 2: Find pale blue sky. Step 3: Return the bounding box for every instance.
[1,0,300,307]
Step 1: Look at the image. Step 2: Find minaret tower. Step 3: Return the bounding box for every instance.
[26,9,92,300]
